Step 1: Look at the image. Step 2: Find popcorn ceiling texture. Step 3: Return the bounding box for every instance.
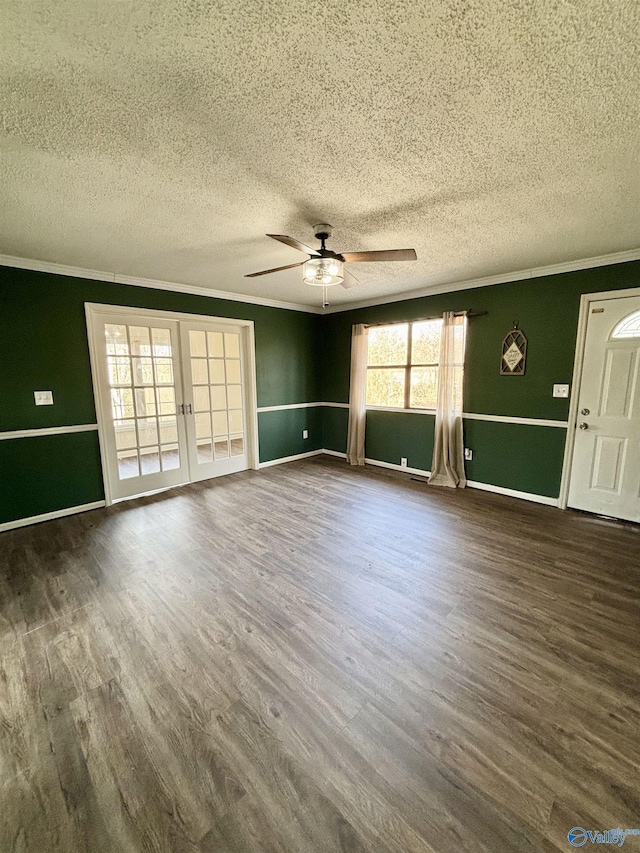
[1,0,639,308]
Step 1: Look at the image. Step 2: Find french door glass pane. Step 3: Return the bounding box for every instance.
[211,385,226,410]
[161,444,180,470]
[224,333,240,358]
[152,328,172,356]
[105,324,128,355]
[188,327,246,469]
[157,387,176,415]
[197,440,213,463]
[207,332,224,357]
[225,360,241,383]
[115,420,136,450]
[214,438,229,459]
[195,412,211,438]
[133,358,154,385]
[194,385,210,412]
[159,416,178,443]
[209,359,225,383]
[227,385,242,409]
[140,446,161,475]
[191,358,208,384]
[189,330,207,357]
[135,388,156,417]
[105,322,181,481]
[211,411,226,435]
[129,326,151,356]
[228,409,243,432]
[117,450,139,479]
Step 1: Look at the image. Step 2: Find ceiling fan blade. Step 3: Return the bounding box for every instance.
[245,262,304,278]
[267,234,320,256]
[341,269,359,289]
[341,249,417,263]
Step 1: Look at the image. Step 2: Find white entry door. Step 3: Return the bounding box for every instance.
[88,307,256,503]
[568,294,640,522]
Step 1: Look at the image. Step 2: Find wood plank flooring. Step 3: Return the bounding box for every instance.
[1,456,639,852]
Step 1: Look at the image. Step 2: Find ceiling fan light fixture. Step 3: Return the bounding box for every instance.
[302,257,344,287]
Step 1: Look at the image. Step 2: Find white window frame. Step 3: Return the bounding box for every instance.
[366,319,443,414]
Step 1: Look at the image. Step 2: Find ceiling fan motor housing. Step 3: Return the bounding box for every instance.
[313,223,332,242]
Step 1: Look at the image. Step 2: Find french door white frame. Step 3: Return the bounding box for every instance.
[85,302,260,506]
[559,285,640,510]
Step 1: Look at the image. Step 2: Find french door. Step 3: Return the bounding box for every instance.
[87,306,256,502]
[181,321,248,482]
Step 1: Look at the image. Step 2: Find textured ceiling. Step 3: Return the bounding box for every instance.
[1,1,639,310]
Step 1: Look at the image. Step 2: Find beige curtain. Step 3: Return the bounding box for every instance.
[346,323,367,465]
[429,312,468,488]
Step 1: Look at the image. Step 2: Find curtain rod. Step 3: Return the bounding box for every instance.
[364,310,487,329]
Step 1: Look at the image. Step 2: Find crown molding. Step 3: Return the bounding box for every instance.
[3,247,639,317]
[0,254,321,314]
[323,247,640,314]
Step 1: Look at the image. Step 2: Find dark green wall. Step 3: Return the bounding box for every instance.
[0,266,321,431]
[321,260,640,496]
[258,407,322,462]
[0,266,322,524]
[0,431,104,524]
[365,411,435,472]
[2,259,639,525]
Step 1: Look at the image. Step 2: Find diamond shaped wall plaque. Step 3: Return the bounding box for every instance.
[500,326,527,375]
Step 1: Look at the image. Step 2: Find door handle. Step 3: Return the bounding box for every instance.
[178,403,185,415]
[580,408,590,416]
[579,422,589,430]
[185,403,193,415]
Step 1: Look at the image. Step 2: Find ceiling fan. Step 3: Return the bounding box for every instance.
[245,224,417,292]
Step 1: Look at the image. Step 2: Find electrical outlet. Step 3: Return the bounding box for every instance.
[34,390,54,406]
[553,384,570,398]
[302,429,308,439]
[400,457,408,467]
[464,448,473,460]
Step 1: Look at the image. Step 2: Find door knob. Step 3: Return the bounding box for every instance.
[581,408,590,415]
[579,422,589,430]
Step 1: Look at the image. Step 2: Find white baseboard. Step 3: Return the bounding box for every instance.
[322,449,348,459]
[0,500,106,533]
[258,449,324,468]
[364,457,432,478]
[344,454,560,506]
[466,479,559,507]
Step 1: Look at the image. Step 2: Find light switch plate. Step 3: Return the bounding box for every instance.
[553,384,570,398]
[302,429,308,439]
[34,390,54,406]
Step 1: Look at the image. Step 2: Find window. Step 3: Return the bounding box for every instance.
[366,319,452,410]
[612,310,640,339]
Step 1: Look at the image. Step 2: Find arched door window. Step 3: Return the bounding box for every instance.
[611,310,640,339]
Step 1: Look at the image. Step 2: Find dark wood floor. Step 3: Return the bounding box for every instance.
[1,457,639,852]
